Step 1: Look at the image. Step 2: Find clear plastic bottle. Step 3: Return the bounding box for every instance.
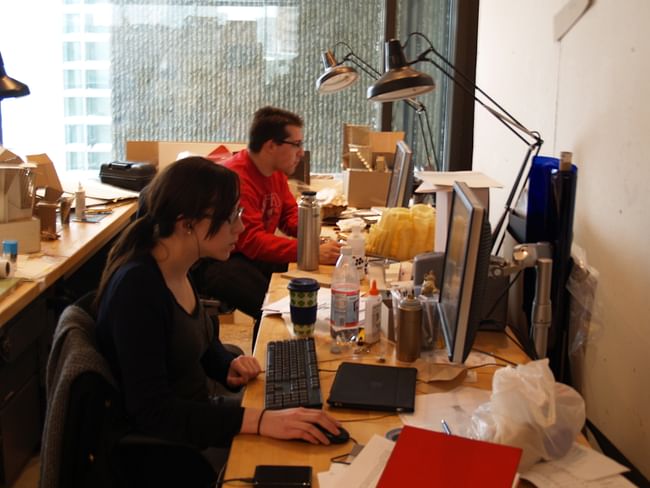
[330,246,360,343]
[347,224,366,278]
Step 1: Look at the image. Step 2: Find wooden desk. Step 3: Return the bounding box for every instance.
[0,201,137,487]
[0,202,137,327]
[224,267,530,486]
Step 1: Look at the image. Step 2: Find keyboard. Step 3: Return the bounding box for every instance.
[264,337,323,410]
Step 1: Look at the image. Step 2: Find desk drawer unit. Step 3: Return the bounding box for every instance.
[0,297,47,487]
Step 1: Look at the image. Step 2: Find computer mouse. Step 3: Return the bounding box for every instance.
[315,424,350,444]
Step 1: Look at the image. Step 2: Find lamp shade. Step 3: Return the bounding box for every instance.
[316,50,359,94]
[367,39,434,102]
[0,52,30,100]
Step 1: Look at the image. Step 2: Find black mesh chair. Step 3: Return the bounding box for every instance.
[40,298,217,488]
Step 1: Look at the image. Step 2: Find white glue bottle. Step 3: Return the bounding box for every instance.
[363,279,382,344]
[75,182,86,221]
[347,224,366,279]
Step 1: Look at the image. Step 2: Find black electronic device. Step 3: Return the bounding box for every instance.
[314,424,350,444]
[253,465,312,488]
[385,140,413,208]
[327,362,416,412]
[437,181,492,364]
[264,338,322,410]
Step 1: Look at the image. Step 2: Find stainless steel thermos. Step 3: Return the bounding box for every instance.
[297,191,320,271]
[397,293,423,362]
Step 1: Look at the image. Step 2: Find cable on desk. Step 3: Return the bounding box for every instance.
[340,413,396,423]
[471,347,518,366]
[465,362,508,370]
[219,477,255,486]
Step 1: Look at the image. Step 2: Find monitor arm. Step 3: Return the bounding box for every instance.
[489,242,553,359]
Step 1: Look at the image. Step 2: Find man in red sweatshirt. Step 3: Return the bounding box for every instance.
[193,107,340,341]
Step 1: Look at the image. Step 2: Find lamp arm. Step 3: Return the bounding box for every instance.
[342,51,438,171]
[406,32,542,147]
[343,52,383,79]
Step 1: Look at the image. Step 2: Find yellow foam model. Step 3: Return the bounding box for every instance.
[365,204,435,261]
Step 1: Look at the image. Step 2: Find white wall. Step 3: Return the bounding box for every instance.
[474,0,650,478]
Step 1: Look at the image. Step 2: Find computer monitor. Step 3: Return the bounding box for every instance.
[385,140,413,208]
[437,181,492,364]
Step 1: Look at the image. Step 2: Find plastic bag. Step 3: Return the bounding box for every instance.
[463,359,585,471]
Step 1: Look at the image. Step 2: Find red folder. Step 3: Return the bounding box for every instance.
[377,425,522,488]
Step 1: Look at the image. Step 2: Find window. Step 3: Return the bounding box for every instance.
[64,98,83,116]
[86,70,109,89]
[65,125,85,144]
[63,42,82,62]
[87,97,110,116]
[88,124,111,145]
[1,1,463,175]
[64,70,83,89]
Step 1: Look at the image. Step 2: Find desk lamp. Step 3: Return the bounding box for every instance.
[0,52,30,146]
[367,33,544,255]
[316,42,439,171]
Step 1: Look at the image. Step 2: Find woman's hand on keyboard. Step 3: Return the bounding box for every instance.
[258,407,342,445]
[226,355,262,387]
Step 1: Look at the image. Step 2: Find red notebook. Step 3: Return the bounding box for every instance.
[377,425,522,488]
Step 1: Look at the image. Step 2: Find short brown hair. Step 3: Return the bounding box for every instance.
[248,106,303,153]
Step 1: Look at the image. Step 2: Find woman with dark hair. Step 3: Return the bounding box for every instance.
[95,157,342,470]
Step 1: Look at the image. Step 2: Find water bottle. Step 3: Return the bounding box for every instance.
[330,246,360,343]
[297,191,320,271]
[347,224,366,278]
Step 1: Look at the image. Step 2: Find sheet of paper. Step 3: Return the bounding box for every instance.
[546,443,629,481]
[317,463,348,488]
[399,386,491,436]
[15,254,66,281]
[262,287,366,322]
[325,434,395,488]
[61,176,139,201]
[415,170,504,189]
[522,464,634,487]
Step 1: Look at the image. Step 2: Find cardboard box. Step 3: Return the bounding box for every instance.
[0,218,41,253]
[343,169,391,209]
[415,171,503,252]
[126,140,247,170]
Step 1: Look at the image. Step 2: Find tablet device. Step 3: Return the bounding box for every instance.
[327,362,417,412]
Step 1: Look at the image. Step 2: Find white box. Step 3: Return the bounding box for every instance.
[0,218,41,253]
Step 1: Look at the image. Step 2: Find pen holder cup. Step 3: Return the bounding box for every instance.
[419,295,440,351]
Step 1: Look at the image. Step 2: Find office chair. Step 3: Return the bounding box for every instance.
[40,298,218,488]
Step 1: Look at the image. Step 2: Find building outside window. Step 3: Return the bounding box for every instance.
[1,1,456,176]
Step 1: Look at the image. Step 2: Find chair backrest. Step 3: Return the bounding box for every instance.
[40,302,217,488]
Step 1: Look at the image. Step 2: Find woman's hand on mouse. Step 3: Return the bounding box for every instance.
[254,407,341,444]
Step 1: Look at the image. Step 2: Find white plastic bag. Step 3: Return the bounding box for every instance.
[464,359,585,471]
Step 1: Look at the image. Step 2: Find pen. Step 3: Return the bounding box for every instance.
[441,419,452,435]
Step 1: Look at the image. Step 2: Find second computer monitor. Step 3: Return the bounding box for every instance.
[385,140,413,208]
[437,181,492,364]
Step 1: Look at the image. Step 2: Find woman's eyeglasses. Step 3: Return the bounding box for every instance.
[228,206,244,224]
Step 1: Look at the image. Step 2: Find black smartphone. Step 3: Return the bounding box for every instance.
[253,465,312,487]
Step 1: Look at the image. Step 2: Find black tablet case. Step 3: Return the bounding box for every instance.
[327,362,417,413]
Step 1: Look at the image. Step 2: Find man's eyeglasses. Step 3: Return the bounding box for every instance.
[278,139,304,149]
[228,206,244,224]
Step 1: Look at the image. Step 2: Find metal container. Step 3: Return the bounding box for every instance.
[397,293,422,362]
[297,191,320,271]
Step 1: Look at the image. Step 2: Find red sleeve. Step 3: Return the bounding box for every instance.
[277,175,298,237]
[235,173,298,263]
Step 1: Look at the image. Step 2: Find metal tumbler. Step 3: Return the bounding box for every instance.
[397,293,423,362]
[297,191,320,271]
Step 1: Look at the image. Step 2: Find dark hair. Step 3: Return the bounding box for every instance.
[95,156,239,308]
[248,106,303,153]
